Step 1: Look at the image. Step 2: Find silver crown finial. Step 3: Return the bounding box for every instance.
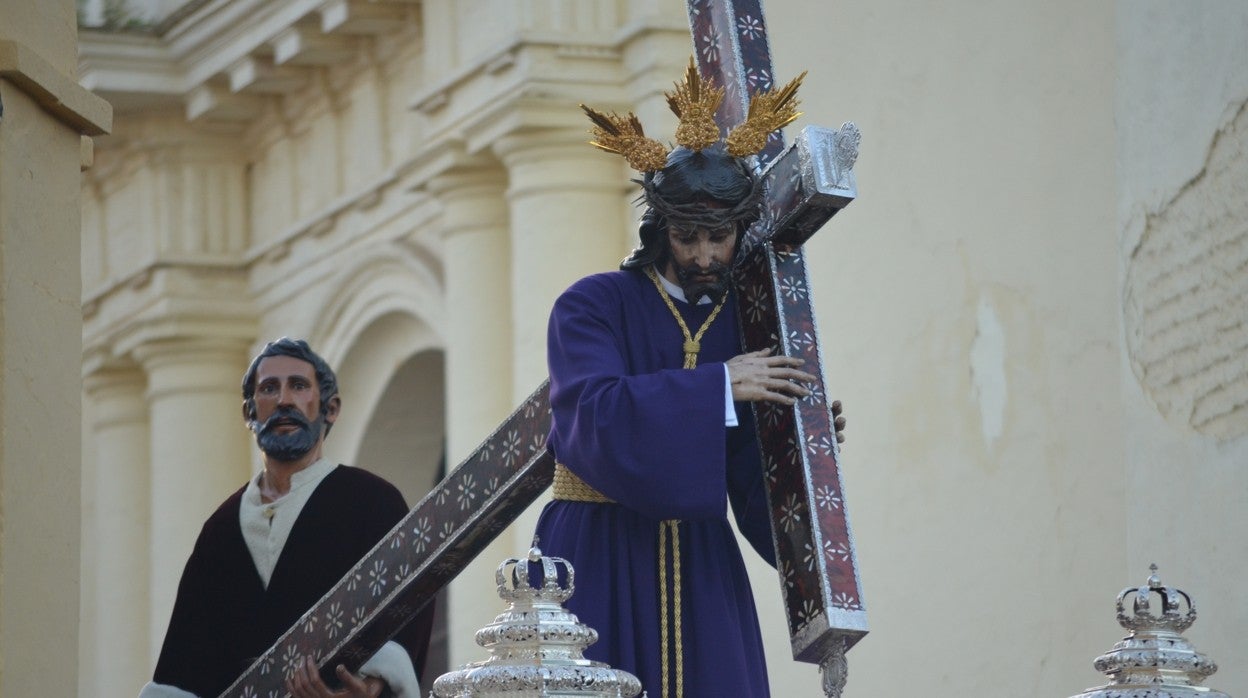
[432,550,641,697]
[1069,566,1229,698]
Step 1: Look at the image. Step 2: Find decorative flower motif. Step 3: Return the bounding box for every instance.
[779,559,796,591]
[258,652,275,675]
[396,563,412,580]
[779,276,808,302]
[302,613,317,634]
[826,540,852,562]
[411,517,432,553]
[351,606,367,625]
[814,484,842,510]
[763,452,780,487]
[699,29,720,64]
[796,598,821,626]
[805,381,827,405]
[502,430,521,467]
[457,474,477,510]
[744,288,770,324]
[281,645,302,679]
[346,569,362,591]
[368,559,389,597]
[326,603,344,639]
[738,14,764,40]
[787,328,816,350]
[808,434,836,459]
[439,521,456,541]
[531,432,547,450]
[242,686,257,698]
[779,493,802,532]
[783,435,802,463]
[832,591,861,611]
[745,66,771,90]
[802,541,818,571]
[389,529,406,549]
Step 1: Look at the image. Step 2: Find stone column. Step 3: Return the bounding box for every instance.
[134,338,253,658]
[485,128,630,657]
[429,163,513,462]
[0,3,111,694]
[84,366,151,697]
[428,162,518,667]
[493,129,630,396]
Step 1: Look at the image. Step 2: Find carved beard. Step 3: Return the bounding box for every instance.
[674,260,732,303]
[250,406,323,462]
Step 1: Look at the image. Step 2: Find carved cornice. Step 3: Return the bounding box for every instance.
[83,263,257,365]
[79,0,418,123]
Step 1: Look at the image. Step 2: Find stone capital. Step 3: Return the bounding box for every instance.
[491,128,630,200]
[84,364,148,428]
[0,39,112,135]
[131,336,254,401]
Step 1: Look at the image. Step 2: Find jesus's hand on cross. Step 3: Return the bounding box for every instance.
[726,349,817,405]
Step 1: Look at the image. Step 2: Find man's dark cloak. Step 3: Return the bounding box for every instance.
[536,269,775,697]
[153,465,433,697]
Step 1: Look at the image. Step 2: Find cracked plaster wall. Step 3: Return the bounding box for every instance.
[1124,100,1248,440]
[1117,2,1248,693]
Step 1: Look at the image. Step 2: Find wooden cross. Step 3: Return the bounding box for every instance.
[688,0,867,693]
[218,3,864,695]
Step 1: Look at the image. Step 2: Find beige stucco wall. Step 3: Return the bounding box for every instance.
[1117,2,1248,693]
[0,1,109,695]
[73,0,1246,696]
[756,2,1128,694]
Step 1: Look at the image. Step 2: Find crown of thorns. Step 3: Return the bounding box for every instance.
[580,57,806,172]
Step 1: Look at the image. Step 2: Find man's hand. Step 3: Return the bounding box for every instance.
[726,349,816,405]
[287,656,384,698]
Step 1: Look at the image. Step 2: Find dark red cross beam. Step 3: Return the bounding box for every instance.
[688,0,867,692]
[220,5,864,696]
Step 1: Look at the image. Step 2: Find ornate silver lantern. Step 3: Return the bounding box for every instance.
[1071,565,1231,698]
[432,547,642,697]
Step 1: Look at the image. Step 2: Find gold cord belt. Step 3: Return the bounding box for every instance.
[551,463,615,503]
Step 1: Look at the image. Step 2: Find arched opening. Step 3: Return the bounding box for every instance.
[355,349,445,502]
[354,348,449,692]
[325,308,450,691]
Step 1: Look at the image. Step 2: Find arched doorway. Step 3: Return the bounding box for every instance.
[326,310,449,691]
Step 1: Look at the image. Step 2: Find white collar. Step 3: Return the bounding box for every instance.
[240,457,336,588]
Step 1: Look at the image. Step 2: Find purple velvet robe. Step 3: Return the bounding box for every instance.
[535,269,776,697]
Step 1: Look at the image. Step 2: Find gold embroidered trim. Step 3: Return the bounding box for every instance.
[645,265,728,369]
[659,519,684,698]
[551,463,615,503]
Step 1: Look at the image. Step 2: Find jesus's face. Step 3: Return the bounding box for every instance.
[663,224,737,302]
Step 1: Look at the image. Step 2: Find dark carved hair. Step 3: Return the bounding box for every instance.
[620,144,763,270]
[241,337,339,431]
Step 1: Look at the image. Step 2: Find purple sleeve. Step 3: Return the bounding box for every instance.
[547,278,730,521]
